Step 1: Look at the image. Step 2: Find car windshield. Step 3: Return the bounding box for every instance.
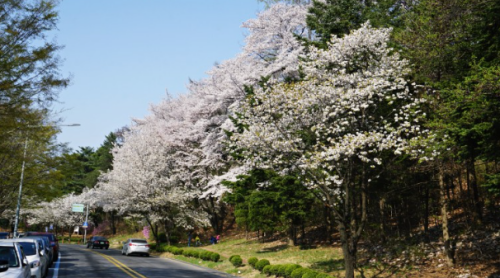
[131,240,147,244]
[93,237,107,241]
[28,233,55,242]
[0,247,19,267]
[17,242,36,256]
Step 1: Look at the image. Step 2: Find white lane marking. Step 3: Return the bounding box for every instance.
[52,253,61,278]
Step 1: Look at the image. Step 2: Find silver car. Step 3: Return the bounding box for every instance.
[23,236,53,267]
[0,241,30,278]
[3,238,49,278]
[121,239,150,257]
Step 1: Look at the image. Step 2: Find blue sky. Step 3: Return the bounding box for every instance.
[53,0,264,150]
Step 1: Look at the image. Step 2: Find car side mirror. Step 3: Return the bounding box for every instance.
[22,257,28,266]
[39,249,44,257]
[0,259,9,272]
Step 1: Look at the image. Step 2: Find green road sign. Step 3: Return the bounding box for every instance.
[72,203,85,213]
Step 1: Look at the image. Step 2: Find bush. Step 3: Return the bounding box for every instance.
[291,268,310,278]
[248,257,258,268]
[315,273,331,278]
[263,265,272,275]
[210,252,220,262]
[302,270,319,278]
[255,259,270,272]
[191,250,200,258]
[172,248,184,255]
[285,264,302,277]
[200,251,215,261]
[278,264,289,277]
[230,255,243,267]
[270,265,281,276]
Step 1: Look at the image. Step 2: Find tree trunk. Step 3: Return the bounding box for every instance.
[339,221,356,278]
[379,196,386,243]
[110,210,117,235]
[468,157,483,223]
[438,165,455,266]
[424,186,430,242]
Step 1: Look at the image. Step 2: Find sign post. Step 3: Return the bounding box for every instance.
[83,204,89,245]
[72,203,89,245]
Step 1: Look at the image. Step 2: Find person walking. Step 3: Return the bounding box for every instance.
[187,232,192,247]
[195,235,201,246]
[216,234,220,243]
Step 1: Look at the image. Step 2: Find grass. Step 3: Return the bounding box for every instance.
[130,237,346,278]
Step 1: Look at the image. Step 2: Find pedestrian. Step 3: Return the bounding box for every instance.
[216,234,220,243]
[195,235,201,246]
[210,235,216,245]
[187,231,192,247]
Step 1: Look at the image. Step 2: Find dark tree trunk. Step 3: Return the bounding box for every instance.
[438,165,455,266]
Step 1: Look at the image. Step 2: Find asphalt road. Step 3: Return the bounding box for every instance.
[46,244,236,278]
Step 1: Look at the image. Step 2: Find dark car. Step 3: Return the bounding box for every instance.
[0,232,9,239]
[87,236,109,249]
[24,232,59,261]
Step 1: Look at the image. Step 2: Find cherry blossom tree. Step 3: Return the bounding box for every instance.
[228,23,431,277]
[96,115,210,244]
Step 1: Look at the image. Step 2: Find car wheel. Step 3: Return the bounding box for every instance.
[105,247,108,250]
[86,244,89,248]
[125,251,130,256]
[145,254,150,257]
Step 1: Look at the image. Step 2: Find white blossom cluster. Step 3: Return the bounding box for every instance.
[230,22,430,191]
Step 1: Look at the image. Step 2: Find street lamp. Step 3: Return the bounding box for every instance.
[13,123,81,237]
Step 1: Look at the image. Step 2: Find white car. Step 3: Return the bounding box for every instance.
[3,238,49,278]
[0,241,30,278]
[121,239,150,257]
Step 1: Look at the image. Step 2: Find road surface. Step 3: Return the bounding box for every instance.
[46,244,235,278]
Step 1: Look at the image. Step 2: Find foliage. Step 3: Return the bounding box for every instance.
[229,255,243,267]
[224,169,317,238]
[248,257,259,267]
[255,259,271,271]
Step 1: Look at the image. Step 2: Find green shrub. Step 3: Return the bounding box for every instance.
[291,268,310,278]
[285,264,302,278]
[270,265,282,276]
[230,255,243,267]
[191,250,200,258]
[263,265,272,275]
[173,248,184,255]
[210,252,220,262]
[199,251,207,260]
[302,270,319,278]
[315,273,330,278]
[278,264,289,277]
[255,259,270,272]
[248,257,258,268]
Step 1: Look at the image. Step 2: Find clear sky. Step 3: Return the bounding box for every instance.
[53,0,265,151]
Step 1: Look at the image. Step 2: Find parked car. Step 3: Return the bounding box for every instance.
[24,236,53,267]
[0,241,30,278]
[121,239,150,257]
[23,232,59,261]
[87,236,109,249]
[2,238,49,278]
[0,232,10,239]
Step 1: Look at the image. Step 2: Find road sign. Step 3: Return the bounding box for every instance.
[72,204,84,213]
